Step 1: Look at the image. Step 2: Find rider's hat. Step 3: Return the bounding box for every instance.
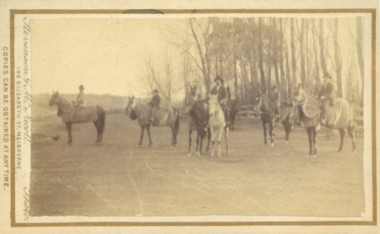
[152,89,159,94]
[214,76,224,83]
[79,84,84,90]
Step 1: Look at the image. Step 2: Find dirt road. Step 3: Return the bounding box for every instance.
[30,114,365,217]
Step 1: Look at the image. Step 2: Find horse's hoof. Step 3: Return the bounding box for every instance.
[197,152,201,157]
[137,144,142,148]
[353,150,357,154]
[188,152,192,156]
[271,143,274,147]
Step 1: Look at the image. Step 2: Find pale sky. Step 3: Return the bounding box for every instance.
[31,18,186,97]
[31,16,362,99]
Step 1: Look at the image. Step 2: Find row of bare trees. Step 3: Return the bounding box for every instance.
[143,17,364,105]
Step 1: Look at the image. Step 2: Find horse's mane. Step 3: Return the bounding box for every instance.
[55,93,72,114]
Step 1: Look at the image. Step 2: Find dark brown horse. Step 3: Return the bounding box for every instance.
[49,91,106,144]
[185,85,210,156]
[293,92,356,156]
[253,93,293,146]
[126,96,180,147]
[229,99,239,130]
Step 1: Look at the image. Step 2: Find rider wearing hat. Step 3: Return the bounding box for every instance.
[210,76,230,124]
[270,84,281,121]
[149,89,161,124]
[318,72,336,106]
[74,84,85,108]
[72,84,85,121]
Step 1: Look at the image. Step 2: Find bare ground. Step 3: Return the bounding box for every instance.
[30,114,365,217]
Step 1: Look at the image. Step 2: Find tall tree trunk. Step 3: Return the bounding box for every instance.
[278,18,286,97]
[233,21,239,100]
[356,16,364,102]
[272,19,280,87]
[291,19,297,90]
[258,19,266,92]
[298,19,306,86]
[312,21,321,90]
[318,19,328,76]
[333,18,343,97]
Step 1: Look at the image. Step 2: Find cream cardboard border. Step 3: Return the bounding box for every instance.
[0,0,379,233]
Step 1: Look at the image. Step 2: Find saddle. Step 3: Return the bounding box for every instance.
[152,107,177,126]
[302,97,319,119]
[59,106,98,123]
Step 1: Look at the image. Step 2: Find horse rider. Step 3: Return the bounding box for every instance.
[210,76,230,124]
[270,85,281,121]
[294,83,306,123]
[72,84,85,120]
[318,72,336,106]
[149,89,161,124]
[318,72,337,125]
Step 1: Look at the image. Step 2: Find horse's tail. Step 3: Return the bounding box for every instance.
[174,108,180,135]
[349,103,355,130]
[97,105,106,131]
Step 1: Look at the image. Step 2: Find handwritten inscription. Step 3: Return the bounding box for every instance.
[15,18,32,172]
[23,187,30,220]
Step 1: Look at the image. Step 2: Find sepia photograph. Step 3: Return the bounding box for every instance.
[0,1,378,233]
[29,15,368,218]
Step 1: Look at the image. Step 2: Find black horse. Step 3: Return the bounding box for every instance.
[49,91,106,144]
[229,99,239,130]
[185,85,210,156]
[253,93,293,146]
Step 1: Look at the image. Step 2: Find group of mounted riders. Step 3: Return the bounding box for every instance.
[72,71,337,130]
[51,70,353,155]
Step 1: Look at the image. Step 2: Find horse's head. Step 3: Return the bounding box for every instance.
[252,93,263,112]
[189,84,197,98]
[49,91,60,106]
[125,95,135,113]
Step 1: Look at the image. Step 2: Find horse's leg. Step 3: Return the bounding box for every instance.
[225,127,229,156]
[313,127,318,156]
[65,122,72,144]
[196,131,200,155]
[210,128,216,157]
[138,126,144,146]
[306,128,312,156]
[147,125,152,146]
[282,116,291,144]
[199,131,204,156]
[231,115,235,131]
[170,126,175,147]
[262,121,267,145]
[93,122,100,144]
[217,128,224,157]
[269,122,274,147]
[188,130,192,155]
[97,107,105,143]
[348,126,356,152]
[206,128,211,152]
[338,128,345,153]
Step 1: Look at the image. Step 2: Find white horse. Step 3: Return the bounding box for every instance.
[208,94,229,157]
